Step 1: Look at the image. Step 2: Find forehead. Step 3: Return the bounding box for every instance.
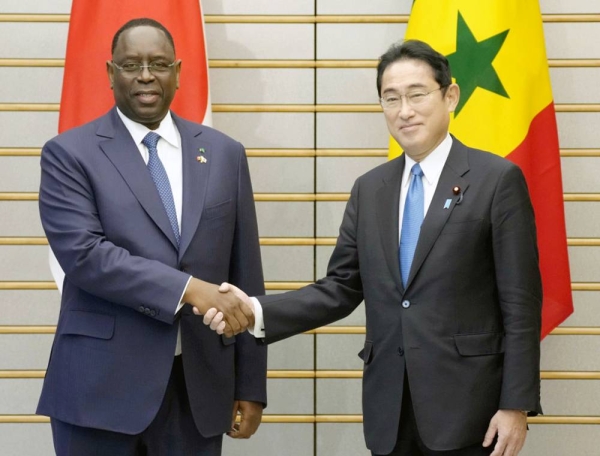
[113,25,174,57]
[381,59,436,91]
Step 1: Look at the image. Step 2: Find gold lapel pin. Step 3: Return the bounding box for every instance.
[196,156,207,164]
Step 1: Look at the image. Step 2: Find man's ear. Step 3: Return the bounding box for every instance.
[175,59,182,89]
[446,83,460,112]
[106,61,115,89]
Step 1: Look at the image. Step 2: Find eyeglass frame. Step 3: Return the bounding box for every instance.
[379,85,448,111]
[111,60,178,75]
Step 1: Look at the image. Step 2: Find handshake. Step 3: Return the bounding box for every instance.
[185,278,254,338]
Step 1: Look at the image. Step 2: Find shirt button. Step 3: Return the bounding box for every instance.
[402,300,411,309]
[398,347,404,356]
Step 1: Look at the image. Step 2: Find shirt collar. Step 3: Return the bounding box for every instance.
[402,133,453,187]
[116,108,180,149]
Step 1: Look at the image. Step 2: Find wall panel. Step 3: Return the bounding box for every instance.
[0,291,60,325]
[0,112,59,147]
[213,113,315,148]
[0,202,45,236]
[205,24,314,60]
[317,24,406,60]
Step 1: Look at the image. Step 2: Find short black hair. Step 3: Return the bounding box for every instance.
[111,18,175,56]
[376,40,452,96]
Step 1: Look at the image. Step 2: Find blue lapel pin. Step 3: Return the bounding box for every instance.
[444,199,452,209]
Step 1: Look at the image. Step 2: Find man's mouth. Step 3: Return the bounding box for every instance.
[135,91,160,103]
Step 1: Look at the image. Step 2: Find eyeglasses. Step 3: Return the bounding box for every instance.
[380,86,446,110]
[112,61,177,75]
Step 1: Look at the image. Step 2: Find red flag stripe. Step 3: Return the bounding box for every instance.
[506,102,573,337]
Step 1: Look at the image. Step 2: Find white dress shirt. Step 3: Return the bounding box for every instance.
[117,108,191,354]
[250,134,453,338]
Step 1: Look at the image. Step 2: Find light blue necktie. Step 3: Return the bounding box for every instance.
[399,163,424,287]
[142,132,180,246]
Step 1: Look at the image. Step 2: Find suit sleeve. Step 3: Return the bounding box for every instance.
[39,139,189,325]
[228,145,268,405]
[491,164,543,415]
[259,179,365,344]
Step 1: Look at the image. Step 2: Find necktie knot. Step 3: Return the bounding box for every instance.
[411,163,424,178]
[142,132,161,151]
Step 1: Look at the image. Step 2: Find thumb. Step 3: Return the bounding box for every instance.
[482,418,498,447]
[219,282,231,293]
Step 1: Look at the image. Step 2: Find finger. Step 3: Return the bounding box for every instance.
[227,296,249,332]
[227,401,240,437]
[235,418,252,439]
[192,306,201,316]
[225,314,242,334]
[482,422,497,447]
[216,321,226,335]
[489,438,506,456]
[227,423,241,439]
[218,282,231,293]
[209,312,224,331]
[224,326,234,338]
[203,308,218,325]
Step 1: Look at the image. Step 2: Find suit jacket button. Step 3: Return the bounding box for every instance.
[138,306,145,313]
[398,347,404,356]
[401,300,410,309]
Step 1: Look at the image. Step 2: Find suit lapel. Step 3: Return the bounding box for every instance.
[98,109,179,249]
[406,138,470,288]
[174,114,211,260]
[376,156,405,294]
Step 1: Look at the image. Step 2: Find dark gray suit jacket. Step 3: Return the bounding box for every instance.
[37,108,267,437]
[260,137,542,454]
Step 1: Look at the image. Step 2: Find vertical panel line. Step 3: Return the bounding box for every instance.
[313,1,318,454]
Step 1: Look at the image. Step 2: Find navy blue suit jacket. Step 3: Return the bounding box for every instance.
[37,108,267,437]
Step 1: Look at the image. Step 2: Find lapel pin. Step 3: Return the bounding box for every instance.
[198,148,205,154]
[196,156,207,164]
[444,199,452,209]
[453,186,464,205]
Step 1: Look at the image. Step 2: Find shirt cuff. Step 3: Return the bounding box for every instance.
[175,276,193,315]
[249,297,265,338]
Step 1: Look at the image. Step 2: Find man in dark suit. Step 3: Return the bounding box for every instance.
[209,40,542,456]
[37,18,266,455]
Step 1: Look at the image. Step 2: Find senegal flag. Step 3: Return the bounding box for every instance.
[390,0,573,338]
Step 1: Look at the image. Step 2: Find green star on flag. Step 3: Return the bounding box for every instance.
[447,12,510,116]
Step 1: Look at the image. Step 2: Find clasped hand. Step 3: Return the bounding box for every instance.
[185,279,254,337]
[189,281,254,337]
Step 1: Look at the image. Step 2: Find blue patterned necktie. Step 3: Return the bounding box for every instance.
[142,132,180,246]
[399,163,424,287]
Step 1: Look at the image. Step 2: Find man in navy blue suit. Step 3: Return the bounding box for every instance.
[37,18,266,455]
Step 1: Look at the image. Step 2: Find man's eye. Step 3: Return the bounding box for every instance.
[408,93,426,100]
[122,63,140,71]
[385,97,399,103]
[151,62,169,70]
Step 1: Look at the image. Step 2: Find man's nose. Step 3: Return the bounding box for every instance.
[138,66,155,81]
[398,99,414,118]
